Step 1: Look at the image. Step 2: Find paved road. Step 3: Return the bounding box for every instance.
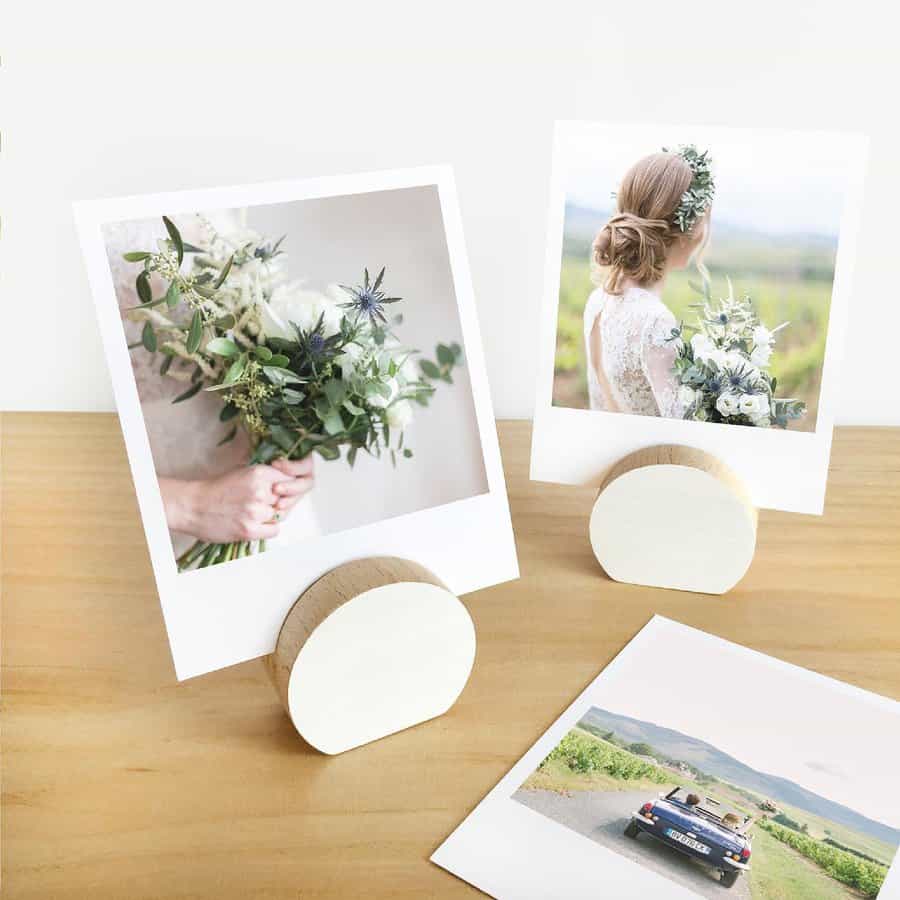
[513,788,751,900]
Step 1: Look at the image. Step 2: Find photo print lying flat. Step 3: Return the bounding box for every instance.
[531,123,869,514]
[433,617,900,899]
[75,167,517,679]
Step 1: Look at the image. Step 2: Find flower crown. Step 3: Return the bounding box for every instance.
[662,144,715,233]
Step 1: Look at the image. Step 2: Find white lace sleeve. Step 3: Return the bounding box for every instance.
[642,307,682,418]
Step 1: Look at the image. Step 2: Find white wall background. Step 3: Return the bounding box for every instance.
[2,0,898,423]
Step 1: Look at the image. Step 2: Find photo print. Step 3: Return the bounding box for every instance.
[433,617,900,899]
[75,168,517,678]
[531,123,869,513]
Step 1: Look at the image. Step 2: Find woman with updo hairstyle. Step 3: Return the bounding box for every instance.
[583,148,712,416]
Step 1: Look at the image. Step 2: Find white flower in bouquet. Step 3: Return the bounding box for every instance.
[336,340,366,373]
[690,333,714,361]
[261,284,343,340]
[749,342,772,368]
[367,377,399,408]
[738,393,769,421]
[386,399,414,430]
[716,392,740,417]
[678,385,698,409]
[669,275,806,429]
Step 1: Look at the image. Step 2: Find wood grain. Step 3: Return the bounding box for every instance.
[2,414,900,899]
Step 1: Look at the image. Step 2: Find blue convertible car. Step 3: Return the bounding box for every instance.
[625,787,752,888]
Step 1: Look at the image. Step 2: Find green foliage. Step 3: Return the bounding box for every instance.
[541,731,669,783]
[552,251,830,432]
[627,742,655,757]
[125,217,464,572]
[662,144,715,233]
[758,819,887,897]
[773,812,808,833]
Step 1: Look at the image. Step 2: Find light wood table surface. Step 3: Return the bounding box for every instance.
[2,414,899,899]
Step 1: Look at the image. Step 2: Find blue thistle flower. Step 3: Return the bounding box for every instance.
[339,267,401,327]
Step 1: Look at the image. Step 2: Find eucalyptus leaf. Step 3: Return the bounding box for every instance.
[323,411,344,436]
[214,254,234,288]
[206,337,240,357]
[262,365,303,386]
[324,378,346,406]
[268,354,290,367]
[186,310,203,354]
[254,345,273,362]
[269,424,296,452]
[252,442,280,464]
[223,353,247,385]
[136,271,152,305]
[163,215,184,265]
[141,321,157,353]
[436,343,454,366]
[281,388,305,405]
[420,360,441,379]
[314,444,340,461]
[172,381,202,404]
[165,281,181,309]
[216,426,237,446]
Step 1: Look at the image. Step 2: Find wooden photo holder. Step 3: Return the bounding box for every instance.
[589,444,757,594]
[266,557,476,755]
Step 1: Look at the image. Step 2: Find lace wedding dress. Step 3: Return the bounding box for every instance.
[582,285,683,418]
[103,213,320,558]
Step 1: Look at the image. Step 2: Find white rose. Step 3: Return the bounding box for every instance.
[677,385,697,408]
[716,392,740,417]
[262,285,343,339]
[367,377,399,409]
[752,324,773,347]
[385,399,414,430]
[738,394,759,417]
[751,395,772,421]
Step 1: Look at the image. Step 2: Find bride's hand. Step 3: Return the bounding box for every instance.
[270,457,315,515]
[159,463,311,543]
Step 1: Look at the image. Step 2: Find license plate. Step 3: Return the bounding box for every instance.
[665,828,710,854]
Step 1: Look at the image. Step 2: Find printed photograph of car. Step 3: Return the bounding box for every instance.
[625,787,752,889]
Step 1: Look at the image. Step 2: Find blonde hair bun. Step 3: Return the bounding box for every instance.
[593,212,671,289]
[593,151,699,294]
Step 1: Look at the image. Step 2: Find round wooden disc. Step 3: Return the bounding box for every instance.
[267,557,476,754]
[589,445,757,595]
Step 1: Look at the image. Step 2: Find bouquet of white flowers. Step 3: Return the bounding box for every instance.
[123,215,462,570]
[668,277,806,428]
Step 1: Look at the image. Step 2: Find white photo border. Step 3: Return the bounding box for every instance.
[530,122,870,515]
[432,616,900,899]
[74,166,518,680]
